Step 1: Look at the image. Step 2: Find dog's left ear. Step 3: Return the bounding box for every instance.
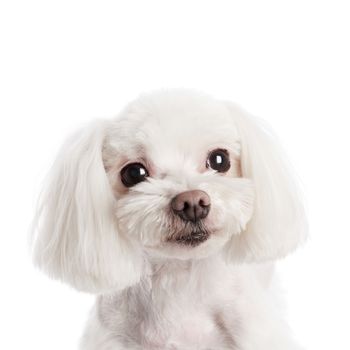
[224,103,307,262]
[31,120,142,293]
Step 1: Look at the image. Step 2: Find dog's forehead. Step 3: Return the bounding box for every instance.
[111,92,239,167]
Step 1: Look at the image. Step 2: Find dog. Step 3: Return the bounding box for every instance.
[32,89,307,349]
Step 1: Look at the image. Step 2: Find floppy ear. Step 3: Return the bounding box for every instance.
[32,120,142,293]
[225,103,307,262]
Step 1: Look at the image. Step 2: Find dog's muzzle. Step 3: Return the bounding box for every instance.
[168,190,211,246]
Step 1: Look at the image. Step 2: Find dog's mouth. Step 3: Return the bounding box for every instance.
[167,223,211,247]
[173,230,210,246]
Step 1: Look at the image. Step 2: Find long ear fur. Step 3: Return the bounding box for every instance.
[225,103,307,262]
[32,121,142,293]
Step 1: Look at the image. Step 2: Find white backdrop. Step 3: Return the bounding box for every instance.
[1,1,349,349]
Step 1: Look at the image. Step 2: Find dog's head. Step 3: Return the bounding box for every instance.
[32,90,307,293]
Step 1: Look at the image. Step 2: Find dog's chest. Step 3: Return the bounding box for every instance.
[99,259,239,349]
[131,260,235,349]
[138,304,228,350]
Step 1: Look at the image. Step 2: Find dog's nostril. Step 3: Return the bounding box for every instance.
[199,199,207,208]
[171,190,211,222]
[183,201,190,211]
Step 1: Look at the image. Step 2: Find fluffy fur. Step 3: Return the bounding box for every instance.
[32,89,307,349]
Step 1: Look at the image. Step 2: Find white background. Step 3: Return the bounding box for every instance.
[0,1,349,349]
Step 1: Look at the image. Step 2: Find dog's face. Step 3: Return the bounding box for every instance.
[103,92,253,260]
[32,90,307,293]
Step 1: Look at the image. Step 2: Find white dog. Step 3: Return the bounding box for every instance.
[32,89,307,350]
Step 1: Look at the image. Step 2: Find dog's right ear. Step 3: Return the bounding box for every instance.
[31,120,142,294]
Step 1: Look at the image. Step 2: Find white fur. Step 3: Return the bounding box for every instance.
[32,89,307,349]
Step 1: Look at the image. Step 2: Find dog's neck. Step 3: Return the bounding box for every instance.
[141,254,227,296]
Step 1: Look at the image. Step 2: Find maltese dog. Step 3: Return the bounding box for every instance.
[32,89,307,350]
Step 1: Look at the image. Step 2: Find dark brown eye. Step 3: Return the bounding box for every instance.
[207,149,231,173]
[120,162,149,187]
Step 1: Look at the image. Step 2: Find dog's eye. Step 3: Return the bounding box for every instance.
[207,149,231,173]
[120,163,149,187]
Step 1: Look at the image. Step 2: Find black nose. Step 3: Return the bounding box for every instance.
[171,190,211,222]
